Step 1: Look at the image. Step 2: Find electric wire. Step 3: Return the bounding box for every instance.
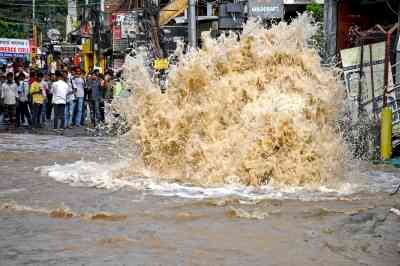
[0,0,213,9]
[385,0,400,16]
[0,2,95,8]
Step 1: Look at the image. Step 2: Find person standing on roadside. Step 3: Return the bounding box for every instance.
[112,72,123,98]
[98,73,106,123]
[64,70,75,128]
[1,72,18,129]
[15,73,32,128]
[46,73,55,120]
[30,72,44,128]
[81,70,88,125]
[0,74,6,123]
[51,70,68,131]
[87,71,101,127]
[71,67,85,127]
[41,73,49,124]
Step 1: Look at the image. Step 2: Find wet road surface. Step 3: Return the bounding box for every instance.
[0,133,400,266]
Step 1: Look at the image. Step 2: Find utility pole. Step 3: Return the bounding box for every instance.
[92,0,102,69]
[32,0,35,22]
[188,0,197,48]
[323,0,337,62]
[32,0,37,60]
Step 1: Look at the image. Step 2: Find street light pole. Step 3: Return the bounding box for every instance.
[188,0,197,48]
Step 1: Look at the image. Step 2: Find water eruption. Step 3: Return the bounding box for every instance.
[117,14,348,187]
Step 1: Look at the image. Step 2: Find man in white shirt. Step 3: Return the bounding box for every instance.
[5,63,13,74]
[40,74,49,123]
[51,70,69,130]
[64,70,75,128]
[71,67,85,126]
[1,72,17,128]
[50,61,57,74]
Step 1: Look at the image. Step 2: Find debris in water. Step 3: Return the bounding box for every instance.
[206,198,240,207]
[81,212,128,221]
[49,208,75,219]
[226,207,270,220]
[0,201,127,221]
[0,201,51,215]
[303,207,347,218]
[96,236,134,247]
[175,211,207,221]
[119,14,348,187]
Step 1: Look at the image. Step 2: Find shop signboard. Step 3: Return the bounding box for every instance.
[0,38,30,58]
[112,11,140,39]
[248,0,284,19]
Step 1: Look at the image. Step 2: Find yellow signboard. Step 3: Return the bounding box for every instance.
[153,58,169,70]
[82,39,92,53]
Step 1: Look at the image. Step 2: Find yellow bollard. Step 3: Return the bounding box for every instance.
[380,107,392,160]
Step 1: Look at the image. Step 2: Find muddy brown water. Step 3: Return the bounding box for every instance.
[0,133,399,265]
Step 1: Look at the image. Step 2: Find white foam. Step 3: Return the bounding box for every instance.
[37,160,400,202]
[36,161,128,190]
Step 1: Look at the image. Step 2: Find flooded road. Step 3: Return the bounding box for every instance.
[1,133,400,265]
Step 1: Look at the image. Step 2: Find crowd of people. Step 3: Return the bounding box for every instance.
[0,59,124,133]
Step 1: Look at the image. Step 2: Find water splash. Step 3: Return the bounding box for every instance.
[36,160,367,202]
[116,14,349,187]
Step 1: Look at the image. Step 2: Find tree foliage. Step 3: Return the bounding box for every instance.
[0,0,68,39]
[306,2,323,22]
[0,20,28,39]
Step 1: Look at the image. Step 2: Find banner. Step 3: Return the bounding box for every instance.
[248,0,284,19]
[112,11,140,39]
[0,38,30,58]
